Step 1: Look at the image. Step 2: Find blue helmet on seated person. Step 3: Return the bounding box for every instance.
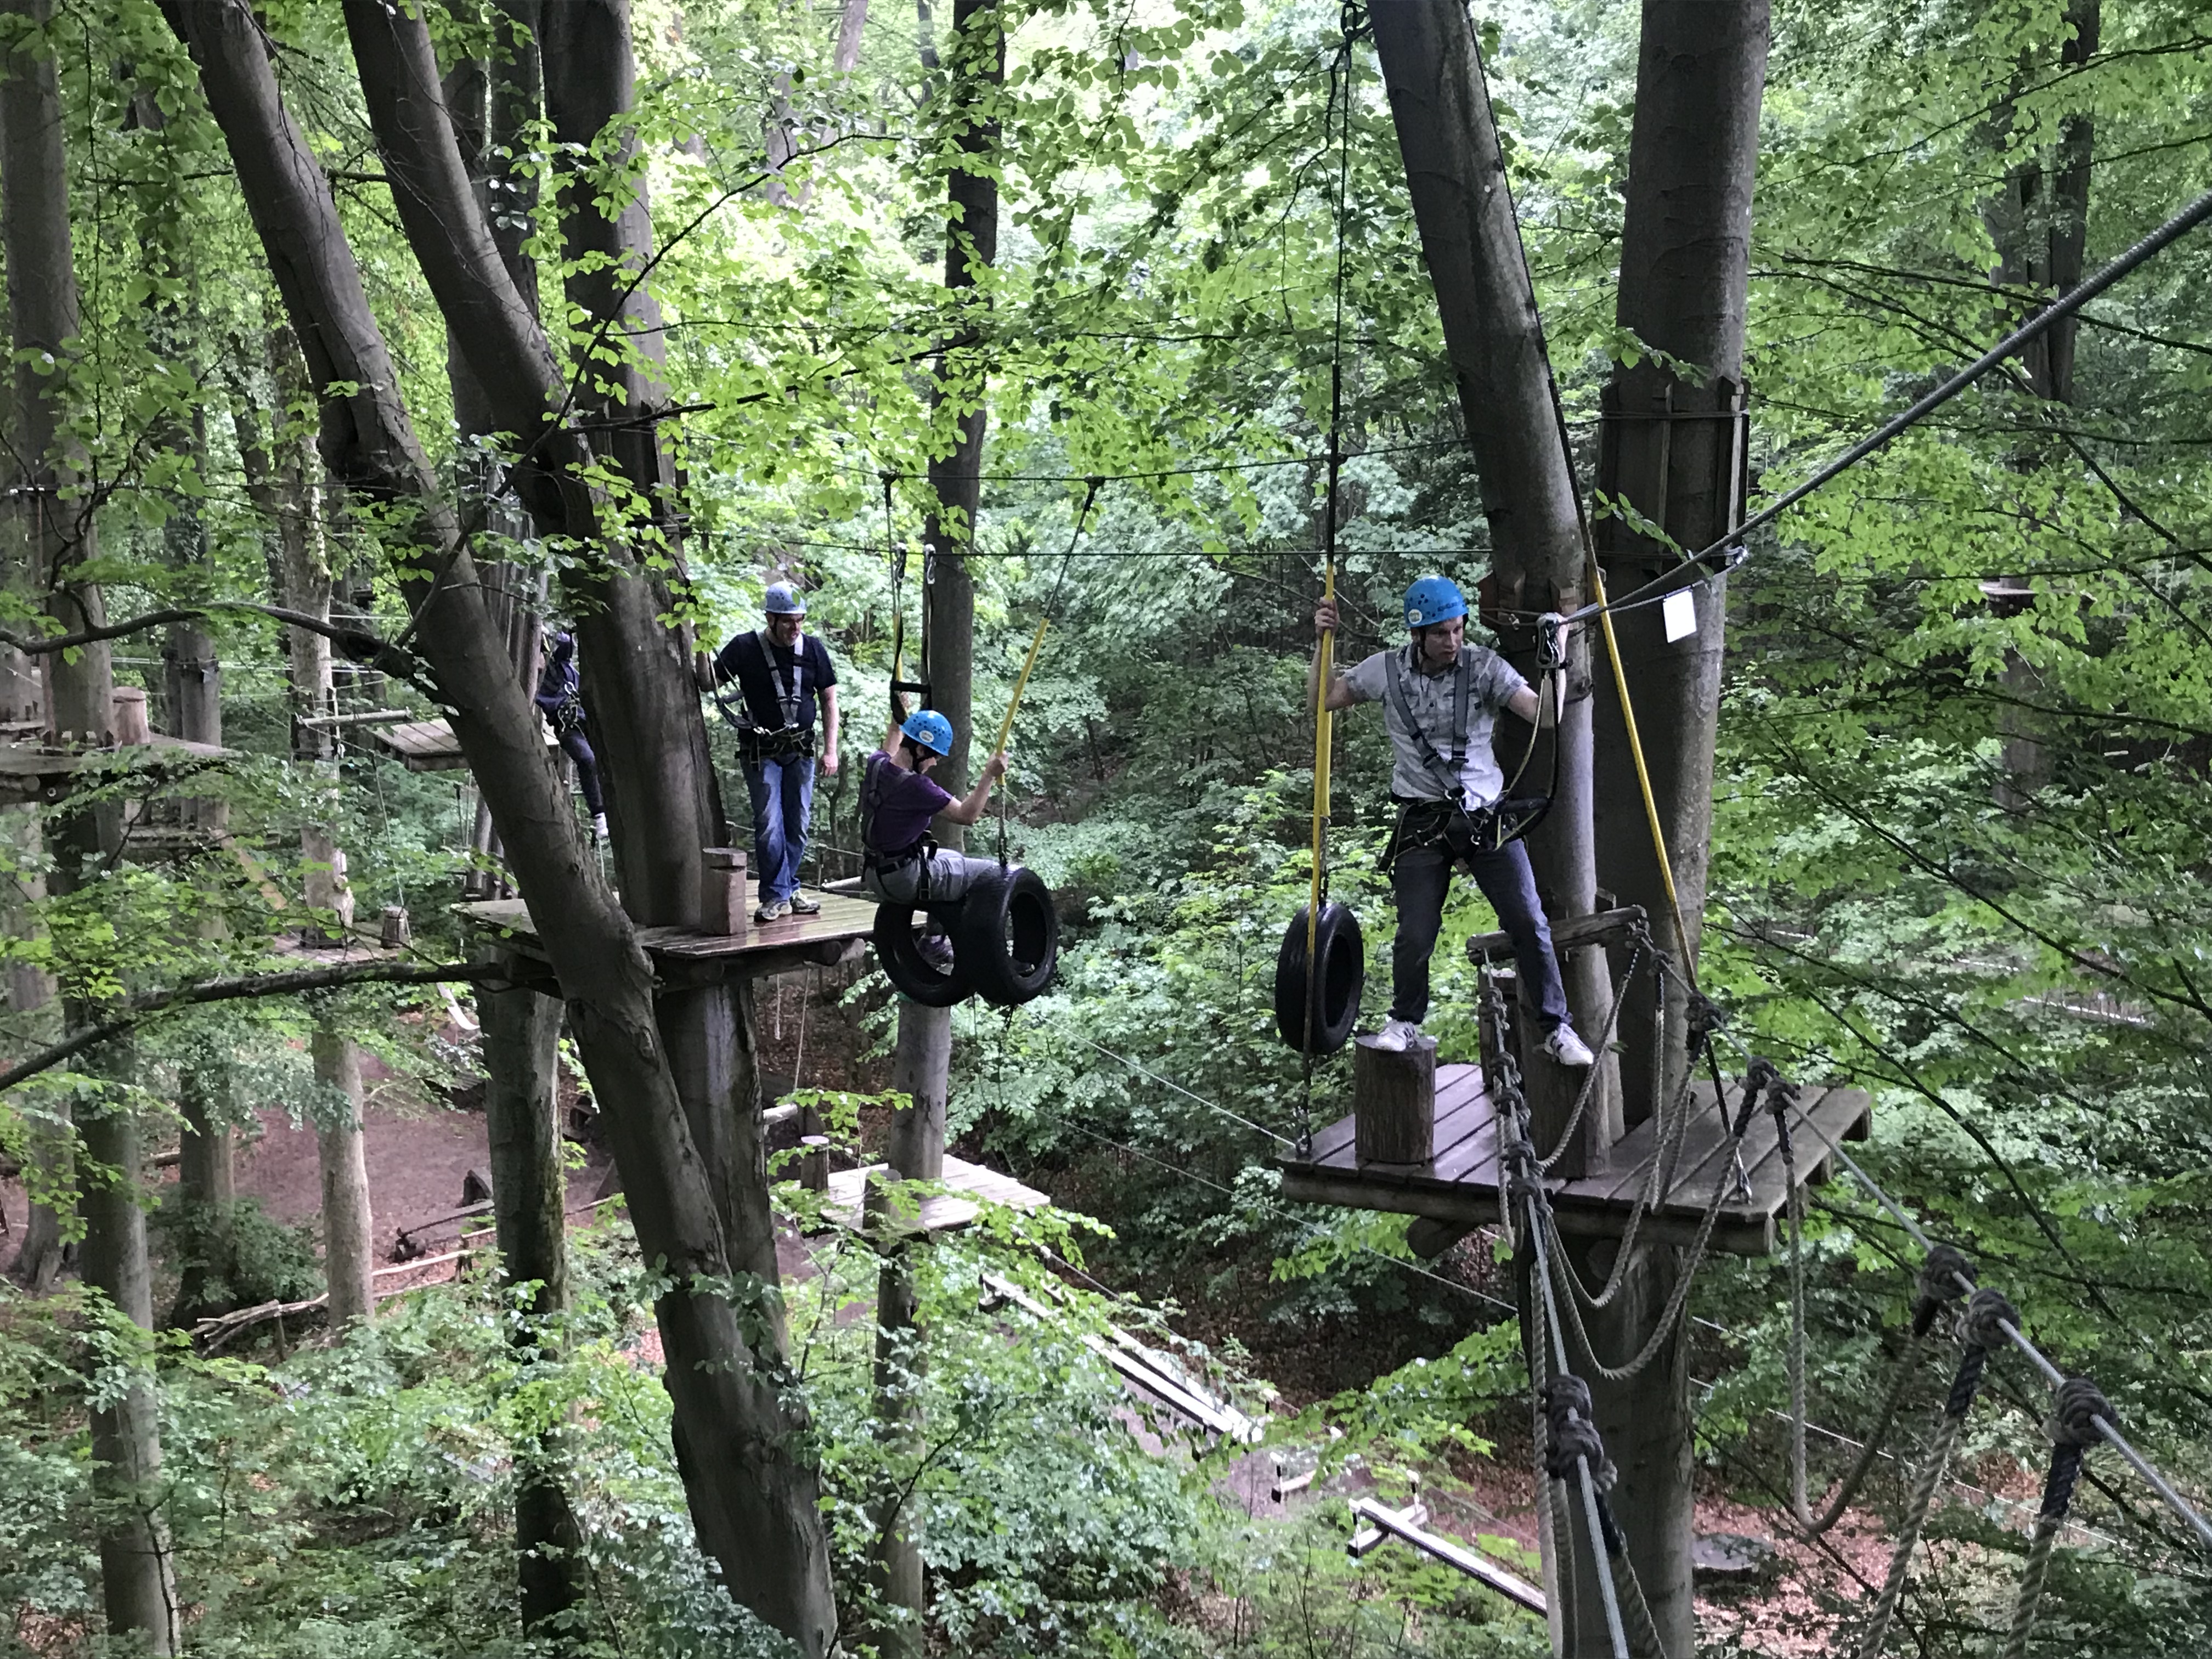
[901,709,955,758]
[763,583,807,616]
[1403,575,1467,630]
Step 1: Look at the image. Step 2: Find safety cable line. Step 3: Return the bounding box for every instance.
[1735,1040,2212,1559]
[822,433,1465,487]
[1066,1031,1296,1149]
[1576,183,2212,628]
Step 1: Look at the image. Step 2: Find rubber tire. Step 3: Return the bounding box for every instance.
[872,902,972,1007]
[1274,902,1364,1056]
[954,864,1061,1007]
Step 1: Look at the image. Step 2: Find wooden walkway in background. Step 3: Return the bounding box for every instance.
[456,891,877,984]
[822,1154,1050,1236]
[1277,1065,1872,1255]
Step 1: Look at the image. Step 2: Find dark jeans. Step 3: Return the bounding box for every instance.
[556,727,604,816]
[744,754,816,905]
[1391,837,1571,1030]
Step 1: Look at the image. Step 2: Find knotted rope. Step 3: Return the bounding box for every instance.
[1997,1378,2113,1659]
[1855,1286,2018,1659]
[1786,1242,1976,1536]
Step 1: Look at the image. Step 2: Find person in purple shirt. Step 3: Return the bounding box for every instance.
[859,709,1008,916]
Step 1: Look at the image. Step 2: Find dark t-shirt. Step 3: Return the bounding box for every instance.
[713,630,837,731]
[864,751,954,857]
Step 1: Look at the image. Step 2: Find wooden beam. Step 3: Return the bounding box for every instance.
[1464,904,1648,965]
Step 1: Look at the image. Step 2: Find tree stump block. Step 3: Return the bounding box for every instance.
[1354,1035,1436,1165]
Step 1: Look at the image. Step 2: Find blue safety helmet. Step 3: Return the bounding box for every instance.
[901,709,955,758]
[763,583,807,616]
[1403,575,1468,630]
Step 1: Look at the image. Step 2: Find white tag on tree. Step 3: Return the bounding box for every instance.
[1662,589,1698,643]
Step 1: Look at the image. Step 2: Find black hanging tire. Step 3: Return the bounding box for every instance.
[1274,902,1364,1056]
[954,864,1060,1007]
[872,902,972,1007]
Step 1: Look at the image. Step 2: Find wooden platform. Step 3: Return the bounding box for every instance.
[1276,1065,1872,1255]
[0,735,234,804]
[822,1154,1050,1236]
[456,890,877,985]
[370,717,560,772]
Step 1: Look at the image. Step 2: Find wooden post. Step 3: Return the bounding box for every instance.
[1353,1035,1436,1164]
[702,846,748,938]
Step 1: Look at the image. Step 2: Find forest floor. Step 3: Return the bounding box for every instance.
[0,973,1911,1654]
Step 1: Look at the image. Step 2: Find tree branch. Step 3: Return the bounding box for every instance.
[0,960,505,1094]
[0,600,424,686]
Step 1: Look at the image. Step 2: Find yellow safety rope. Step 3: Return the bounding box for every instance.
[1585,560,1694,973]
[991,619,1048,758]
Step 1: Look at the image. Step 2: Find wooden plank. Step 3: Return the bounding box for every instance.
[821,1154,1049,1237]
[456,892,877,966]
[1465,904,1647,965]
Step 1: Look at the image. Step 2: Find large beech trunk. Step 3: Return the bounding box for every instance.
[1370,4,1699,1648]
[1370,1,1618,1184]
[161,5,834,1649]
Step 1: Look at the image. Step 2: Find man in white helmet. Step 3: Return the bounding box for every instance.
[1312,574,1593,1065]
[707,583,839,923]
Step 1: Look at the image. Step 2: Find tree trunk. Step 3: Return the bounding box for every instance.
[3,808,67,1291]
[835,0,870,73]
[1369,0,1617,1173]
[235,329,335,760]
[161,6,834,1648]
[77,1080,180,1654]
[1588,5,1769,1651]
[1593,0,1767,1127]
[5,7,174,1645]
[170,1063,240,1324]
[311,1026,376,1326]
[479,977,587,1633]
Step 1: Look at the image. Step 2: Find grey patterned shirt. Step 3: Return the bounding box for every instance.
[1341,645,1529,806]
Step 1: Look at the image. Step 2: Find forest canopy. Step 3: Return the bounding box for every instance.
[2,0,2211,1656]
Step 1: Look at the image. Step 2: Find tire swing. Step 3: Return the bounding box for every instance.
[873,901,972,1007]
[956,864,1060,1007]
[1274,901,1363,1054]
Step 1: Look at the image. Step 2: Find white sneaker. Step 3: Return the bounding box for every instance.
[590,812,608,841]
[754,899,788,925]
[1373,1019,1421,1053]
[1543,1025,1596,1068]
[787,891,821,915]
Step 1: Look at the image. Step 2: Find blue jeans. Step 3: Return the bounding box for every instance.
[1391,837,1571,1030]
[744,755,815,905]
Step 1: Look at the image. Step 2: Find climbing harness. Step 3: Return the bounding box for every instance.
[711,625,820,762]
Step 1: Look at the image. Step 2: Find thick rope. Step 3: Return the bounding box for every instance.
[1536,938,1650,1172]
[1790,1242,1975,1536]
[1543,1060,1780,1383]
[1854,1288,2017,1659]
[1999,1378,2113,1659]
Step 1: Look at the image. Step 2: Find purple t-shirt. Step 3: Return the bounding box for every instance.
[865,751,955,856]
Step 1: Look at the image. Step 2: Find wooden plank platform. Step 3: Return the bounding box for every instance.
[0,735,235,804]
[370,717,561,772]
[455,890,878,984]
[1277,1065,1871,1255]
[822,1154,1050,1236]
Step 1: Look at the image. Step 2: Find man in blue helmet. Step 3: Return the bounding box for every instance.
[1312,575,1594,1065]
[707,583,840,923]
[859,708,1008,933]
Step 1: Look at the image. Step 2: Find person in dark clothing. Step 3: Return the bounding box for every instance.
[534,630,607,840]
[707,583,840,923]
[859,708,1007,970]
